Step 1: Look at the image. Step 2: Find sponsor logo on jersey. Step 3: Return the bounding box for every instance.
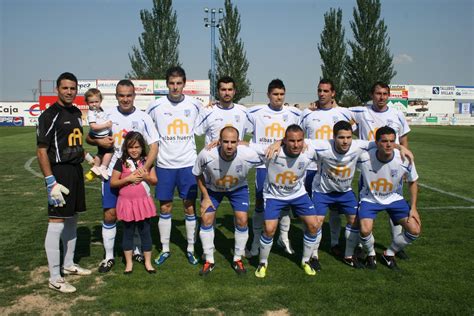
[68,128,83,146]
[113,128,128,146]
[168,119,189,135]
[275,171,297,185]
[216,175,239,187]
[329,165,351,178]
[315,125,332,140]
[265,123,285,138]
[370,178,393,192]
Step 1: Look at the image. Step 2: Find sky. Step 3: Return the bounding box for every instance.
[1,0,473,103]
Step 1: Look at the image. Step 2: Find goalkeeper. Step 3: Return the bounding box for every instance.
[36,72,91,294]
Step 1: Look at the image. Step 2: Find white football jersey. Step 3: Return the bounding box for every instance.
[106,106,159,175]
[300,106,353,170]
[192,145,263,192]
[87,108,111,138]
[309,139,373,193]
[246,104,301,169]
[251,144,316,200]
[195,103,248,145]
[146,95,203,168]
[350,105,410,142]
[357,148,419,205]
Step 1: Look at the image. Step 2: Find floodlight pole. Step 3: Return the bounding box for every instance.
[204,7,223,103]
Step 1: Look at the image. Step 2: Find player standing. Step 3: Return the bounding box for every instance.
[146,66,203,266]
[37,72,91,293]
[246,79,301,257]
[87,79,159,273]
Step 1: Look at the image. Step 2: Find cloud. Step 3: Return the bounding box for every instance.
[394,53,414,64]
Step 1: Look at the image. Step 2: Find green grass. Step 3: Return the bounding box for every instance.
[0,126,473,315]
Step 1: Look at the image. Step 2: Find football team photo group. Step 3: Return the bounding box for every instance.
[38,67,422,294]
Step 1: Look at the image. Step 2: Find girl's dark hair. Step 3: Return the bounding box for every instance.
[120,131,147,161]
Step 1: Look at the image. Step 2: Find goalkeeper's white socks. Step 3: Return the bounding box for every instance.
[61,215,77,268]
[45,222,64,282]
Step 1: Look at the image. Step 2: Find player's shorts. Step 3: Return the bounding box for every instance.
[155,166,197,201]
[255,168,267,200]
[312,190,358,216]
[358,199,410,223]
[48,164,86,218]
[102,178,119,209]
[264,194,316,220]
[204,186,250,213]
[304,169,317,194]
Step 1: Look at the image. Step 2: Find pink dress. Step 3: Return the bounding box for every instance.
[115,159,157,222]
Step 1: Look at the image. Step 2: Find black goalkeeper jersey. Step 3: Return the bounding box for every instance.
[37,102,84,165]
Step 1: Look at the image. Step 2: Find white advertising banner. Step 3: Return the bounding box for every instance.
[455,86,474,99]
[77,80,97,95]
[96,80,118,94]
[407,85,456,100]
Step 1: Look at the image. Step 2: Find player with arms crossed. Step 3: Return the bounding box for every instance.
[254,125,319,278]
[350,81,411,259]
[357,126,421,270]
[37,72,91,293]
[146,66,203,266]
[193,126,263,276]
[246,79,301,258]
[87,79,159,273]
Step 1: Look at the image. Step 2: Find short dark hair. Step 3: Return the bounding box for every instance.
[284,124,303,138]
[166,66,186,84]
[375,126,396,141]
[219,126,239,140]
[56,72,78,88]
[217,76,236,90]
[268,79,285,93]
[318,78,335,91]
[371,81,390,94]
[333,121,352,136]
[116,79,135,94]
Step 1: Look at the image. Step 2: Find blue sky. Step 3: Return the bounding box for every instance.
[1,0,473,103]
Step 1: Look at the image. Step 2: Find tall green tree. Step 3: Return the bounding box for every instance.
[215,0,251,103]
[345,0,396,103]
[128,0,180,79]
[318,8,346,103]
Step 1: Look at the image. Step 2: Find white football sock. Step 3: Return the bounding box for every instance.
[185,214,197,253]
[234,225,249,261]
[302,231,317,263]
[158,213,172,253]
[386,231,418,256]
[279,208,291,242]
[102,222,116,260]
[311,229,322,258]
[259,234,273,264]
[45,222,64,282]
[344,224,360,257]
[199,224,215,263]
[62,214,77,268]
[360,233,375,256]
[389,218,403,238]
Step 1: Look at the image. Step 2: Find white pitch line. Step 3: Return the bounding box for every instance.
[419,206,474,210]
[419,183,474,203]
[25,156,100,191]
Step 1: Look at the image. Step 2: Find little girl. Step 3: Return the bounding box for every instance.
[110,131,157,274]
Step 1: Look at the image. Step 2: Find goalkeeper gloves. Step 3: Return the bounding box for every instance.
[45,175,70,207]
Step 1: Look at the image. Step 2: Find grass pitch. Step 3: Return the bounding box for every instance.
[0,126,473,315]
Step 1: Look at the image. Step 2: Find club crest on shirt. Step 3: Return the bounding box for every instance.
[235,164,243,173]
[297,162,305,170]
[332,116,340,123]
[234,115,241,123]
[184,109,191,117]
[391,169,398,177]
[132,121,139,130]
[283,114,288,122]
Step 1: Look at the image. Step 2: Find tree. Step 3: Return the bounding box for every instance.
[214,0,251,103]
[345,0,396,103]
[128,0,180,79]
[318,8,346,103]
